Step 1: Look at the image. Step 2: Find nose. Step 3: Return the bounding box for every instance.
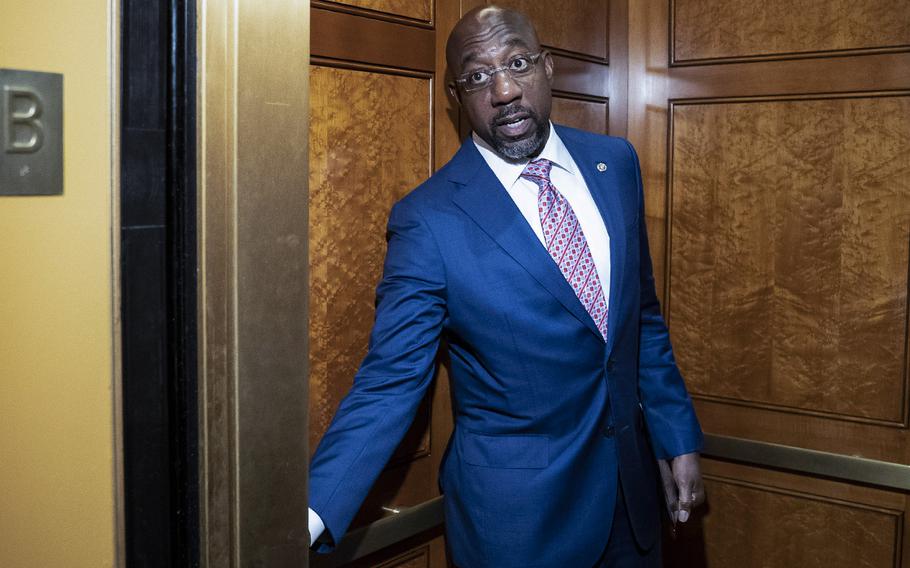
[489,69,522,106]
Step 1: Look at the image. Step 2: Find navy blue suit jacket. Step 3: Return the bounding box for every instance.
[309,125,703,567]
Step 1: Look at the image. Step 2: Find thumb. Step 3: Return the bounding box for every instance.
[676,484,694,523]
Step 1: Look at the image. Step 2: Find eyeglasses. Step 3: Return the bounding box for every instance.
[455,51,546,93]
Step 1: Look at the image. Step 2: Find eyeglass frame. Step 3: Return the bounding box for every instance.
[453,50,548,93]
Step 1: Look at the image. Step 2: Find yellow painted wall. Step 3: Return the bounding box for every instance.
[0,1,116,567]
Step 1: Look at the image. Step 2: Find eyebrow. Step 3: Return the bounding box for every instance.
[460,37,532,68]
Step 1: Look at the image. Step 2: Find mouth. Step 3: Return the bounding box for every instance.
[494,113,534,139]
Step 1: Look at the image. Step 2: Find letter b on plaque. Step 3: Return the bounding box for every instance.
[6,86,45,153]
[0,69,63,195]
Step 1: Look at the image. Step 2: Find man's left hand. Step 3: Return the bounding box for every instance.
[658,452,704,523]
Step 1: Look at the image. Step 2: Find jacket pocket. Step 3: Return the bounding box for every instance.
[461,431,549,469]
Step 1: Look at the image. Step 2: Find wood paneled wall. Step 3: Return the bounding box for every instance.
[626,0,910,566]
[307,2,910,566]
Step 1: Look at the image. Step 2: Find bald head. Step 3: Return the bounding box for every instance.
[445,6,553,161]
[446,6,541,76]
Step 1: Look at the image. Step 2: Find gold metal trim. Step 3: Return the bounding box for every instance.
[108,0,125,564]
[703,434,910,491]
[310,497,445,568]
[198,0,310,565]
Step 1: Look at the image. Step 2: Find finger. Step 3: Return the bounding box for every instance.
[658,460,679,523]
[659,461,677,492]
[680,480,705,508]
[676,499,694,523]
[676,482,693,506]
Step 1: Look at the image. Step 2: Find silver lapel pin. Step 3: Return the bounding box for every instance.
[596,162,607,172]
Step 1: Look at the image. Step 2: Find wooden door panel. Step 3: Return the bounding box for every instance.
[693,398,910,464]
[667,94,910,425]
[310,9,435,71]
[551,96,609,133]
[666,459,907,568]
[673,0,910,64]
[318,0,433,22]
[493,0,609,61]
[373,546,430,568]
[309,64,433,477]
[346,534,449,568]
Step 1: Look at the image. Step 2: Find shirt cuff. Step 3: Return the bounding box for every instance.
[308,507,326,547]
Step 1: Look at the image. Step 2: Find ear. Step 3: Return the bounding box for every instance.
[543,50,554,84]
[447,81,462,106]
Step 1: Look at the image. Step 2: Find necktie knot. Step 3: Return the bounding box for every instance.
[520,158,553,189]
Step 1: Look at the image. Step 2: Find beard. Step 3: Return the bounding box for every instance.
[488,105,549,161]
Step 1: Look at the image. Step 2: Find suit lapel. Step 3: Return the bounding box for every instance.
[557,127,628,358]
[448,140,604,340]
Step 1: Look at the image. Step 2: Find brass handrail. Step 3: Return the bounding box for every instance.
[702,433,910,491]
[310,497,445,568]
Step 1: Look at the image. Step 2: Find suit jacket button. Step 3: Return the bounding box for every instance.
[606,359,615,373]
[602,425,615,438]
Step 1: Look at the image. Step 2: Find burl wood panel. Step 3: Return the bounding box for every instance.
[668,96,910,423]
[551,96,608,134]
[373,545,429,568]
[674,0,910,62]
[490,0,608,60]
[323,0,432,22]
[348,536,447,568]
[666,475,902,568]
[309,65,432,454]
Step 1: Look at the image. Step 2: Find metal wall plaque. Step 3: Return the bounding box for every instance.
[0,69,63,196]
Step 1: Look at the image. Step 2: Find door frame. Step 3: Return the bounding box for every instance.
[196,1,311,565]
[118,0,200,565]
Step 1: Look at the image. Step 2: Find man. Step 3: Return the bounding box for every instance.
[308,6,704,566]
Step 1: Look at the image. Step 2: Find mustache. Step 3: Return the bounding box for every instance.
[491,104,539,126]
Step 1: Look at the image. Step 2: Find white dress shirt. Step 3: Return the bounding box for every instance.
[472,124,612,301]
[308,125,612,548]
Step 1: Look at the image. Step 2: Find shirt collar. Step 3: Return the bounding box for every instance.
[472,122,577,190]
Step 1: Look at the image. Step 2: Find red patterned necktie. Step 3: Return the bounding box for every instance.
[521,158,608,340]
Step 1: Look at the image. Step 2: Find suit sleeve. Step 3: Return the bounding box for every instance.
[308,197,447,552]
[624,139,704,460]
